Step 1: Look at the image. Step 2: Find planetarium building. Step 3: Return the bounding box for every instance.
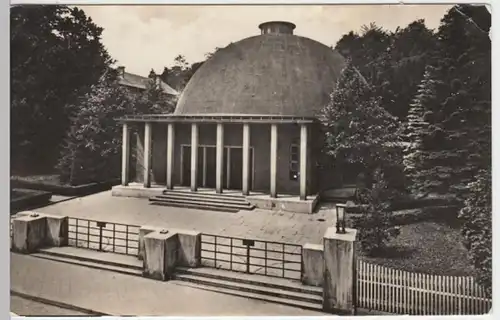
[115,21,347,213]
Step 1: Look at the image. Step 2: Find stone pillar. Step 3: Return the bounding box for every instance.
[143,122,152,188]
[121,123,130,186]
[300,123,308,200]
[190,123,199,192]
[44,214,68,247]
[12,213,47,253]
[138,225,158,261]
[242,123,250,195]
[302,243,324,287]
[166,123,175,189]
[176,229,202,268]
[270,123,278,198]
[216,123,224,193]
[143,230,178,281]
[323,227,358,314]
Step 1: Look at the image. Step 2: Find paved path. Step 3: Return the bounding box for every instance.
[11,295,90,316]
[31,191,336,245]
[11,253,327,316]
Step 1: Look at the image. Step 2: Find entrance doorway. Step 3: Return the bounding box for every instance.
[181,145,254,191]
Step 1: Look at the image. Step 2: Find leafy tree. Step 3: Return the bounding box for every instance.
[11,5,113,173]
[320,61,403,189]
[458,170,491,296]
[57,74,175,185]
[352,169,400,255]
[57,79,132,185]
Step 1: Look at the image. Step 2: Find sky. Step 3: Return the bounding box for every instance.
[80,4,453,76]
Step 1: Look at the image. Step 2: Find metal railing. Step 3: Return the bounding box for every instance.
[68,218,140,256]
[200,233,303,281]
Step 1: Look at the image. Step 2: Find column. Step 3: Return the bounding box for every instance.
[166,123,175,190]
[242,123,250,195]
[216,123,224,193]
[323,227,358,314]
[190,123,199,192]
[121,123,130,186]
[270,124,278,198]
[144,122,152,188]
[300,124,308,200]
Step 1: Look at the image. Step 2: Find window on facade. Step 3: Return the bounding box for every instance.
[289,142,300,181]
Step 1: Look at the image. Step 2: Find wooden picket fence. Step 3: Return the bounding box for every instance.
[356,260,492,315]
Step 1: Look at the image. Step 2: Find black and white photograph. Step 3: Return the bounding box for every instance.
[9,2,492,317]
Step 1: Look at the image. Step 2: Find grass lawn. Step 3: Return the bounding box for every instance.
[359,221,475,277]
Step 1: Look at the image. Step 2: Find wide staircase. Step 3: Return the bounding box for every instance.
[149,189,255,213]
[172,267,323,311]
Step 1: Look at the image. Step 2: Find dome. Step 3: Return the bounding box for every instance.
[174,21,347,117]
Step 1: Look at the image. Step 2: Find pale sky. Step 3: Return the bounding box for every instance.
[80,5,452,76]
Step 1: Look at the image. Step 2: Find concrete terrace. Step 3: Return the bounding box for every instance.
[31,190,337,245]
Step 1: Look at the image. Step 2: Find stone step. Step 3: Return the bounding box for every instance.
[155,193,251,206]
[176,267,322,296]
[149,197,255,212]
[171,279,323,312]
[31,252,143,277]
[37,247,143,271]
[163,189,247,200]
[173,273,322,305]
[149,200,243,213]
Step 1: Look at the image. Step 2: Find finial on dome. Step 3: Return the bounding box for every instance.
[258,21,296,35]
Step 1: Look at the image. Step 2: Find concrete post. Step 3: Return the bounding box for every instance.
[11,212,69,253]
[166,123,175,190]
[300,124,308,200]
[302,243,324,287]
[121,123,130,186]
[138,226,158,261]
[242,123,250,195]
[270,124,278,198]
[12,214,47,253]
[216,123,224,193]
[323,227,357,314]
[190,123,199,192]
[143,231,178,281]
[143,122,152,188]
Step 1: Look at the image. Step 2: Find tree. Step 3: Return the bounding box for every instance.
[57,73,175,185]
[458,170,491,296]
[320,61,403,189]
[11,5,113,173]
[57,79,132,185]
[352,169,400,255]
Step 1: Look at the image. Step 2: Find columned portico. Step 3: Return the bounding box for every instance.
[190,123,199,192]
[143,122,152,188]
[121,123,130,186]
[116,115,319,213]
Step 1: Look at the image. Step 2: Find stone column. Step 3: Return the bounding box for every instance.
[190,123,199,192]
[270,123,278,198]
[323,227,358,314]
[216,123,224,193]
[242,123,250,195]
[300,124,308,200]
[121,123,130,186]
[143,122,152,188]
[166,123,175,190]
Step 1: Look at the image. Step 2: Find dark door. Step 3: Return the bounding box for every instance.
[205,147,217,188]
[230,148,243,190]
[182,146,191,187]
[197,146,204,187]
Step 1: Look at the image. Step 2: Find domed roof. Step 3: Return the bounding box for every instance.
[174,21,346,117]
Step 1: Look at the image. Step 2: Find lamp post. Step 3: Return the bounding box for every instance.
[335,203,347,234]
